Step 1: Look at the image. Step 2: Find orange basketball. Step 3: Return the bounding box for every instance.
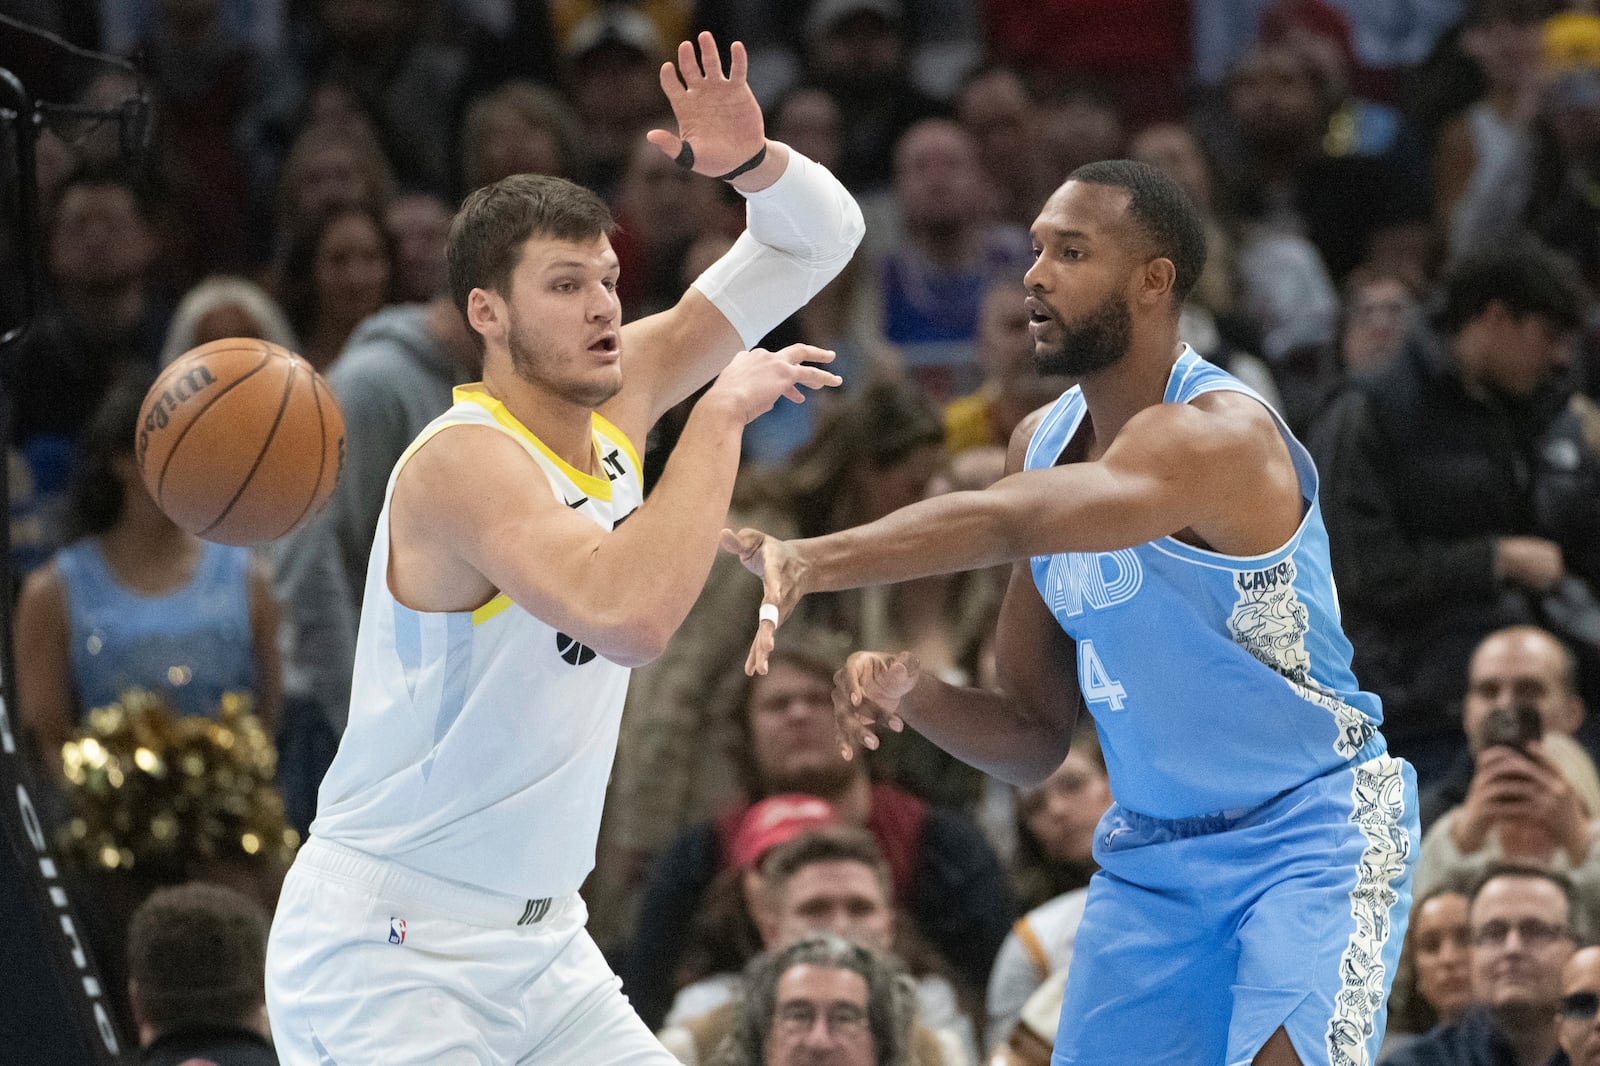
[136,338,345,546]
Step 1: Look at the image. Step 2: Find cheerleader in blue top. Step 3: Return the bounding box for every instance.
[729,160,1419,1066]
[14,383,281,779]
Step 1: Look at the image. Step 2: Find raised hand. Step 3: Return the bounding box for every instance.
[831,650,920,760]
[645,32,766,179]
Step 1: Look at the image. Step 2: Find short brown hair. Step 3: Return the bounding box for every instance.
[446,173,615,334]
[762,825,892,899]
[126,882,269,1034]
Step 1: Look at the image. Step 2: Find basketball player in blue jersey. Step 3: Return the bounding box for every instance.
[263,33,864,1065]
[725,159,1419,1066]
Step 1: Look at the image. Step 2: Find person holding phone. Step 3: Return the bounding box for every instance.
[1414,627,1600,923]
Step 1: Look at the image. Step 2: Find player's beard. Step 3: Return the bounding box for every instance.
[507,318,622,409]
[1034,288,1132,378]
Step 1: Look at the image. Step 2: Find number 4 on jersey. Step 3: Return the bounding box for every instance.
[1078,639,1127,711]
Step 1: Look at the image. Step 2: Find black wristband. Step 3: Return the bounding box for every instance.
[714,143,768,182]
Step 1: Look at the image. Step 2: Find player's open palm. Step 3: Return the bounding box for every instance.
[832,651,920,760]
[720,526,808,674]
[646,32,765,178]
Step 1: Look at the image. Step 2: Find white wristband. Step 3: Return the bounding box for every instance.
[758,603,780,626]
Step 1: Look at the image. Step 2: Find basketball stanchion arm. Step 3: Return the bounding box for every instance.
[0,62,133,1066]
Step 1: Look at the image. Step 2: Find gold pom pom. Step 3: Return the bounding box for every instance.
[54,689,297,880]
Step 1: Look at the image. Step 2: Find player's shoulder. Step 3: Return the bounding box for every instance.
[1006,401,1060,472]
[396,421,550,505]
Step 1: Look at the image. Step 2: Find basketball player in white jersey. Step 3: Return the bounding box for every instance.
[263,33,864,1065]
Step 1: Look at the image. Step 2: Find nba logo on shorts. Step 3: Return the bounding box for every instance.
[389,917,407,945]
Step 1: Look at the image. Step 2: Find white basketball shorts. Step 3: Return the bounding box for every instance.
[265,836,676,1065]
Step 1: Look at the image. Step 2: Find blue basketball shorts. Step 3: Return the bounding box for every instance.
[1051,749,1418,1066]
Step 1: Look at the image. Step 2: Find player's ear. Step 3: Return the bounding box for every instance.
[1139,257,1177,306]
[466,287,505,344]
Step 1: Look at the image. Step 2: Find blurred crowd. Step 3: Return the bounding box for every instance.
[8,0,1600,1063]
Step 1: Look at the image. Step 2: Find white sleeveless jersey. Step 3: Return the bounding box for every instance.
[310,384,645,898]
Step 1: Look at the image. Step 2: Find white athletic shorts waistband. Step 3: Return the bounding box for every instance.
[294,836,572,928]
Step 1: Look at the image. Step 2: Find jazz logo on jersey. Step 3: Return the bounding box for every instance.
[389,917,407,945]
[556,631,597,666]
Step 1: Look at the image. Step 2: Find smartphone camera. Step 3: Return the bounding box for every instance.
[1479,705,1543,753]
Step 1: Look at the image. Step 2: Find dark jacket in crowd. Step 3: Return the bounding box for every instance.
[1379,1007,1569,1066]
[1310,333,1600,774]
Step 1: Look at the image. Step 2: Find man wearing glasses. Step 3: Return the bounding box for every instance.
[1559,945,1600,1066]
[1385,865,1579,1066]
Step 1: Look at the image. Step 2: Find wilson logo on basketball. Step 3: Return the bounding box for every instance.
[555,632,596,665]
[135,365,217,464]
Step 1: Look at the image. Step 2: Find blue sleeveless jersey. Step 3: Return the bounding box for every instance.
[1026,348,1384,819]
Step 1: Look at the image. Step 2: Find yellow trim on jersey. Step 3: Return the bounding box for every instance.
[591,412,642,480]
[472,593,513,626]
[452,384,613,499]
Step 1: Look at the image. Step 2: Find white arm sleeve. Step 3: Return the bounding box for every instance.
[689,148,865,349]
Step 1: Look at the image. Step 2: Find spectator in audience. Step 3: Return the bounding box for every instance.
[1215,40,1431,286]
[1433,0,1550,263]
[457,79,585,194]
[708,933,918,1066]
[862,119,1032,405]
[54,688,294,1041]
[137,0,273,277]
[1311,240,1597,784]
[158,275,299,367]
[126,882,277,1066]
[1528,12,1600,290]
[952,66,1039,231]
[983,0,1190,128]
[14,383,281,783]
[943,279,1071,455]
[272,203,395,370]
[8,168,171,488]
[669,795,844,1019]
[1031,87,1127,204]
[561,6,672,196]
[1422,626,1588,827]
[1007,732,1111,913]
[293,0,465,196]
[1382,890,1475,1060]
[1340,268,1423,379]
[1557,943,1600,1066]
[981,729,1109,1054]
[623,630,1012,1031]
[1125,120,1324,427]
[268,120,396,265]
[800,0,943,193]
[611,135,730,320]
[663,825,978,1065]
[985,967,1068,1066]
[385,191,453,304]
[1383,865,1580,1066]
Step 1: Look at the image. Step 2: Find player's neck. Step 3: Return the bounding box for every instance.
[1075,335,1184,458]
[481,367,599,478]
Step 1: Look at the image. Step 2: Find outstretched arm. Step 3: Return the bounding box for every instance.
[827,417,1082,786]
[727,388,1300,670]
[601,33,863,444]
